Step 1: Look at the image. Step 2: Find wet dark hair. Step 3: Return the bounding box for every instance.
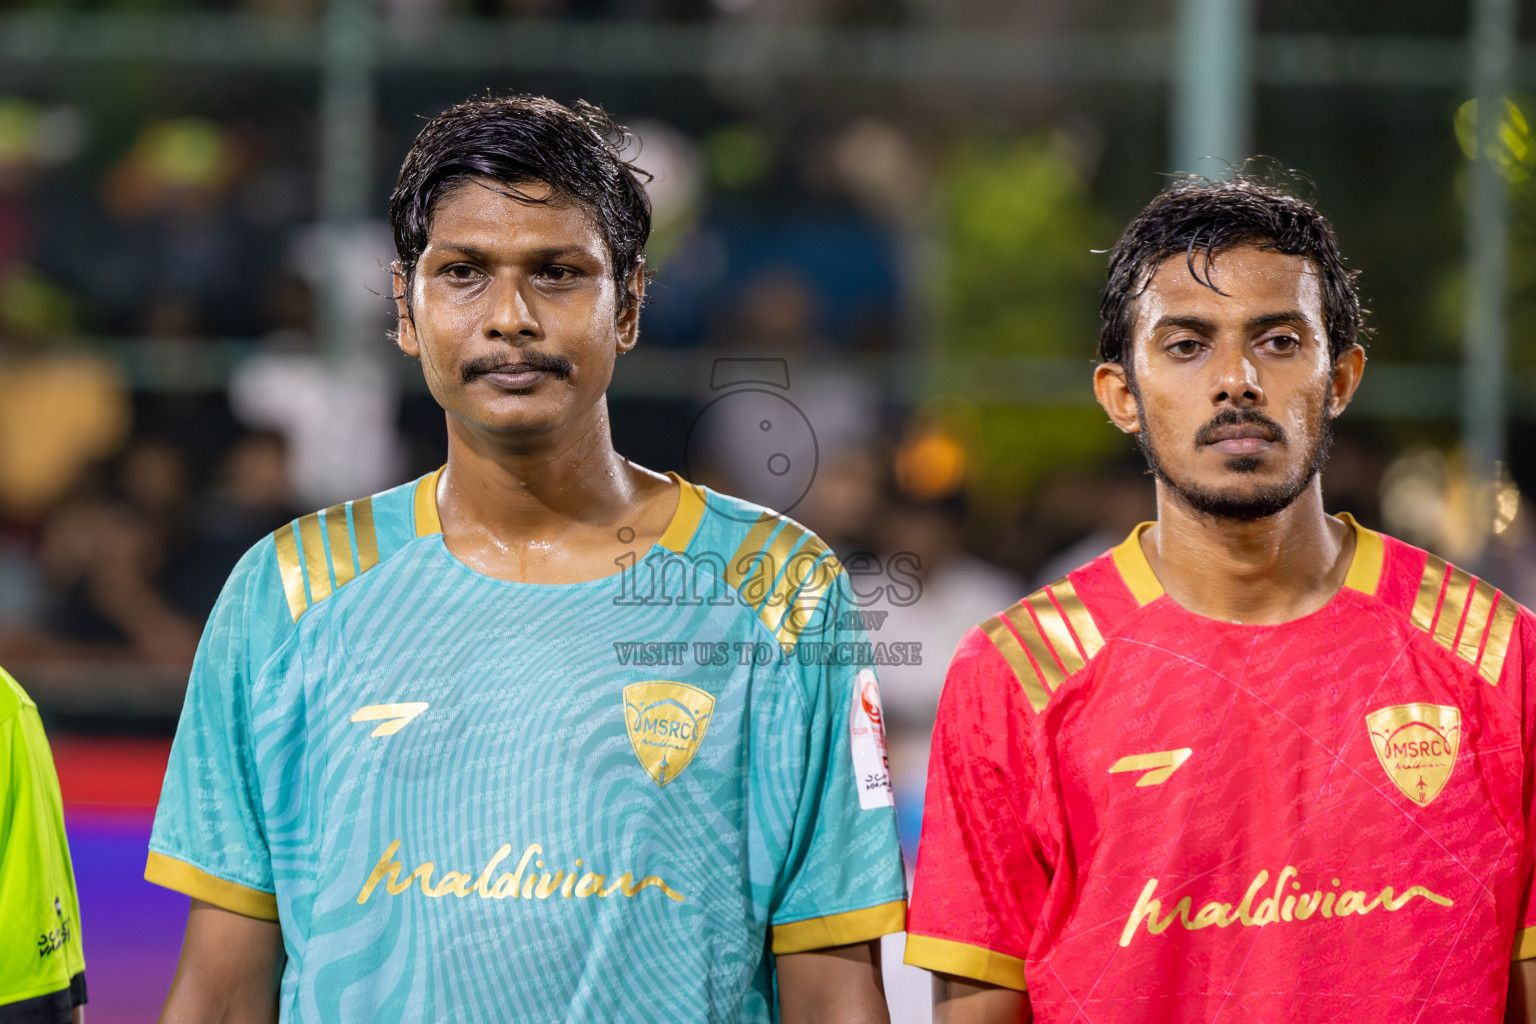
[1098,174,1365,366]
[390,94,652,315]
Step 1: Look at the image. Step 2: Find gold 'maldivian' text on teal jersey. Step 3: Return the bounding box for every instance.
[147,472,907,1022]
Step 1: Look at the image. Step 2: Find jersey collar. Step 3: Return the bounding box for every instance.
[411,466,707,552]
[1110,512,1386,607]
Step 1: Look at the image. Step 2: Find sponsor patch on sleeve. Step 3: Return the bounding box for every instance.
[849,668,894,809]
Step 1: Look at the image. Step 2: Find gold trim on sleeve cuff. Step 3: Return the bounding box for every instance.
[145,851,279,922]
[770,899,907,954]
[1514,926,1536,961]
[904,933,1027,991]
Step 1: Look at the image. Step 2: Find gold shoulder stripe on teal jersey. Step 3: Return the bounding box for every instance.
[1410,553,1520,685]
[325,502,357,587]
[724,515,780,596]
[758,535,824,637]
[270,498,385,623]
[297,511,330,604]
[721,512,846,653]
[771,541,843,652]
[273,521,307,622]
[353,496,380,573]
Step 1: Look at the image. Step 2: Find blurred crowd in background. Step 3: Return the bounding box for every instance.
[6,0,1536,1017]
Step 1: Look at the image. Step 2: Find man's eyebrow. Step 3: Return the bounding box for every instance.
[1151,314,1218,333]
[1248,309,1314,328]
[430,242,496,263]
[428,242,600,264]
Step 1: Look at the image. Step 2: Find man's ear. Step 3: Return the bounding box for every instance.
[392,261,419,358]
[615,261,646,354]
[1326,343,1366,418]
[1094,362,1141,434]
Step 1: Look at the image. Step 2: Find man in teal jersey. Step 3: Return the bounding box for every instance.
[0,666,87,1024]
[148,95,907,1022]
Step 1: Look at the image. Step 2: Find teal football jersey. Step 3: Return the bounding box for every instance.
[147,471,907,1022]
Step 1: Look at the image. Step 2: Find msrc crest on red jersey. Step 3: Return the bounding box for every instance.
[1365,703,1461,807]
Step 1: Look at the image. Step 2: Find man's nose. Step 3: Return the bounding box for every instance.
[485,273,540,340]
[1210,344,1263,407]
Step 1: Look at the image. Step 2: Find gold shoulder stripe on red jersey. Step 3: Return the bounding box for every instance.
[1050,577,1106,661]
[1409,553,1519,685]
[1479,596,1520,685]
[981,578,1104,713]
[1411,554,1447,633]
[270,498,384,624]
[999,603,1065,690]
[980,615,1049,713]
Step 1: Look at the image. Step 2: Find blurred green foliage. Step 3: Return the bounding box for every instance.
[936,133,1126,503]
[0,264,77,338]
[704,124,771,191]
[1433,96,1536,369]
[1509,163,1536,369]
[940,133,1110,358]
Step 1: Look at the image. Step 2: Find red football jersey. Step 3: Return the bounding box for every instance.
[905,516,1536,1022]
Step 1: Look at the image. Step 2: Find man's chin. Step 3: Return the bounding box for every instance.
[1163,474,1313,521]
[448,404,567,444]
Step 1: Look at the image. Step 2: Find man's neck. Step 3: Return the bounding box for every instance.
[1140,481,1355,625]
[437,403,638,540]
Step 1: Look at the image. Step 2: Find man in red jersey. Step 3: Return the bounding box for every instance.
[903,175,1536,1023]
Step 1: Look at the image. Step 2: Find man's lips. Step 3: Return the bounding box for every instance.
[1202,424,1278,454]
[477,364,548,389]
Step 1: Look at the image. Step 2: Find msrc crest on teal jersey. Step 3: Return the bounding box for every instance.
[148,472,907,1023]
[623,681,716,787]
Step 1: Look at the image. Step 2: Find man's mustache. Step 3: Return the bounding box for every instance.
[460,351,573,383]
[1193,408,1287,447]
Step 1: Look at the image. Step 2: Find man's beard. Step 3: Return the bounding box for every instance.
[1136,403,1334,522]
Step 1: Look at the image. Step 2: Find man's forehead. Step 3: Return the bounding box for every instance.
[1137,245,1324,319]
[425,178,605,252]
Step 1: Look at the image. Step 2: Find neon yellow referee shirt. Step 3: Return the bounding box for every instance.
[0,666,85,1023]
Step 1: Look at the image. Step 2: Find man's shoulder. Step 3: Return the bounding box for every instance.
[665,482,847,652]
[962,546,1134,714]
[666,483,836,575]
[1364,525,1528,685]
[245,471,436,628]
